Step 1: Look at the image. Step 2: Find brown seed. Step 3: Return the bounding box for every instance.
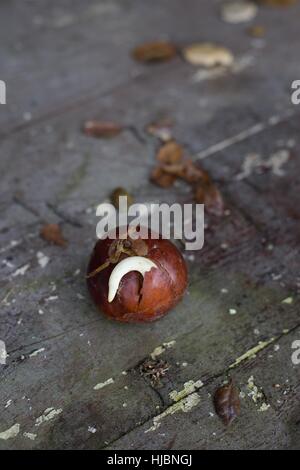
[111,187,134,209]
[40,223,67,247]
[83,121,123,138]
[214,379,241,426]
[156,141,184,165]
[151,166,177,188]
[132,41,177,63]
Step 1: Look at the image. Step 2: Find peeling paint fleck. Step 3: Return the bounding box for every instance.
[145,393,200,433]
[37,251,49,268]
[29,348,45,358]
[35,407,62,427]
[23,432,37,440]
[11,264,30,277]
[236,149,290,180]
[0,423,20,440]
[93,378,114,390]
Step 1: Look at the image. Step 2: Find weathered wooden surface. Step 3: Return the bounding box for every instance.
[0,0,300,450]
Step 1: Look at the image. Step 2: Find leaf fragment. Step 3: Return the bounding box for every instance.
[213,379,241,426]
[132,41,177,63]
[194,180,225,217]
[151,166,177,188]
[83,121,123,138]
[156,141,184,165]
[40,223,67,247]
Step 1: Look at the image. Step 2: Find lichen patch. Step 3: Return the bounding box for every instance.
[145,393,200,433]
[0,423,20,440]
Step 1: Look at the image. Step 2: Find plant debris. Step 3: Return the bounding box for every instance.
[213,379,241,426]
[221,1,258,24]
[151,166,177,188]
[86,235,149,279]
[140,358,170,386]
[83,120,123,138]
[151,142,225,216]
[182,43,234,67]
[110,187,134,209]
[132,41,177,63]
[194,177,225,217]
[156,141,184,164]
[40,223,67,247]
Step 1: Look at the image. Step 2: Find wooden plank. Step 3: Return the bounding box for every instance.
[1,0,300,450]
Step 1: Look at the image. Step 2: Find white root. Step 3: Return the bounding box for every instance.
[108,256,157,303]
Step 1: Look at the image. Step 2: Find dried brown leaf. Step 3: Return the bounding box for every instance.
[132,41,177,63]
[194,180,225,217]
[214,379,241,426]
[151,166,177,188]
[111,187,134,208]
[157,141,184,165]
[83,121,123,138]
[40,223,67,247]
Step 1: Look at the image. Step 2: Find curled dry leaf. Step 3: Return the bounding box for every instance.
[111,187,134,209]
[156,141,184,165]
[40,223,67,247]
[132,41,177,63]
[154,158,207,184]
[83,120,123,138]
[214,379,241,426]
[182,43,234,67]
[151,166,177,188]
[150,141,225,216]
[194,179,225,217]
